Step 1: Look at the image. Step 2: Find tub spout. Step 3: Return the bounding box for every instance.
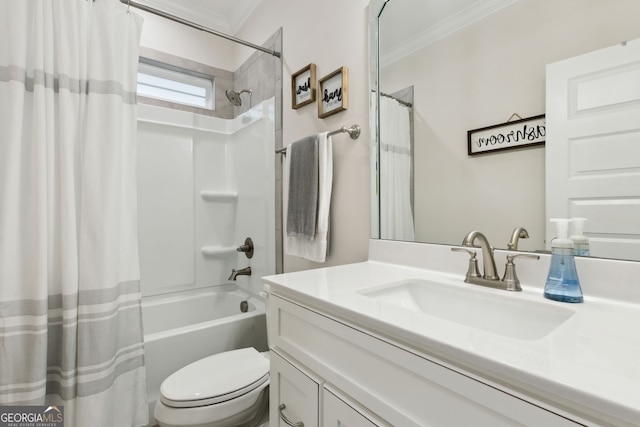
[229,266,252,281]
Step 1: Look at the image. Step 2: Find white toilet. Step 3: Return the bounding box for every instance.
[154,347,270,427]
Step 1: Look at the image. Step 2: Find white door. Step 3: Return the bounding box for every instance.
[546,38,640,260]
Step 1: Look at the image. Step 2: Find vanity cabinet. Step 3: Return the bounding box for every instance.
[269,350,319,427]
[270,350,386,427]
[322,387,385,427]
[268,293,585,427]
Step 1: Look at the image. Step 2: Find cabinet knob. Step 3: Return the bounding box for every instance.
[279,404,304,427]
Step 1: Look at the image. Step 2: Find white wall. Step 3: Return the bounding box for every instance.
[227,100,277,295]
[137,101,275,297]
[137,107,196,295]
[236,0,372,272]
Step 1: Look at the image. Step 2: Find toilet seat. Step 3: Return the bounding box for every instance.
[160,347,270,409]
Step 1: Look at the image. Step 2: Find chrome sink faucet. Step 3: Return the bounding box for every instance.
[452,230,539,291]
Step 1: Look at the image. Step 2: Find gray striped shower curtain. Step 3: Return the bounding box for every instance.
[0,1,148,426]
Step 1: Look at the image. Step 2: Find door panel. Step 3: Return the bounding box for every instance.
[546,38,640,260]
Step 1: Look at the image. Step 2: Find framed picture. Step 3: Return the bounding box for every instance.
[318,66,348,118]
[291,63,316,109]
[467,114,546,156]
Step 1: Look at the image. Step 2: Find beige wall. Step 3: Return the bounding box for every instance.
[237,0,372,272]
[137,10,236,71]
[138,1,373,272]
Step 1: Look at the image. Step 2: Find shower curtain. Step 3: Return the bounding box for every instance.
[0,1,148,426]
[379,95,415,241]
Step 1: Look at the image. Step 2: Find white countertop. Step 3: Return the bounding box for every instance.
[263,240,640,426]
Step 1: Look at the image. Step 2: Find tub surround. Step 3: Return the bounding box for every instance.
[263,239,640,426]
[137,98,276,299]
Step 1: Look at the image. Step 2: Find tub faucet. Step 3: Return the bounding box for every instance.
[228,266,251,281]
[507,226,529,250]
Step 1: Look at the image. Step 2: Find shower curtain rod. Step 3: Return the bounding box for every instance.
[372,90,413,108]
[120,0,281,58]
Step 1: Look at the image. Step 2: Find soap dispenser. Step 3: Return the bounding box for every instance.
[544,218,583,303]
[570,217,590,256]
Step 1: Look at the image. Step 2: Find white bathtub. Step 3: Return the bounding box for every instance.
[141,285,268,421]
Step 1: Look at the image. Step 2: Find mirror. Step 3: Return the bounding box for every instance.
[370,0,640,261]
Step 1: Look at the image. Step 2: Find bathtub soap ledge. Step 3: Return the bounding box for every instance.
[200,190,238,202]
[201,246,237,256]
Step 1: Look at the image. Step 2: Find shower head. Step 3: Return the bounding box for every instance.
[225,89,252,106]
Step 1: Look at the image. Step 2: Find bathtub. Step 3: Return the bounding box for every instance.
[141,285,268,420]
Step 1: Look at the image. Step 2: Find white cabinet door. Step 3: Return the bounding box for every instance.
[322,388,386,427]
[270,350,319,427]
[546,37,640,260]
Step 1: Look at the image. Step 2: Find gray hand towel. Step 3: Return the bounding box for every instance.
[286,135,319,239]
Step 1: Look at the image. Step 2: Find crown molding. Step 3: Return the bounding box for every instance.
[135,0,263,36]
[380,0,520,67]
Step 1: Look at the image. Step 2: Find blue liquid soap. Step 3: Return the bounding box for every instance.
[544,247,584,303]
[544,218,583,303]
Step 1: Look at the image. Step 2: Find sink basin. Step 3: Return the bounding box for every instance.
[358,279,575,340]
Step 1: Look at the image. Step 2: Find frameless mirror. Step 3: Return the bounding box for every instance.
[370,0,640,261]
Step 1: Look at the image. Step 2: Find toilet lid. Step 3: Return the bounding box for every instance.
[160,348,270,408]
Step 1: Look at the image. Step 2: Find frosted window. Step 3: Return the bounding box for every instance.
[137,61,214,110]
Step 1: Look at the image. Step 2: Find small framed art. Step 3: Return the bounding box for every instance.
[467,114,545,155]
[291,63,316,109]
[318,66,348,118]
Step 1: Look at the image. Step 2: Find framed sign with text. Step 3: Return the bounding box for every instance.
[291,63,316,109]
[467,114,546,156]
[318,66,348,118]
